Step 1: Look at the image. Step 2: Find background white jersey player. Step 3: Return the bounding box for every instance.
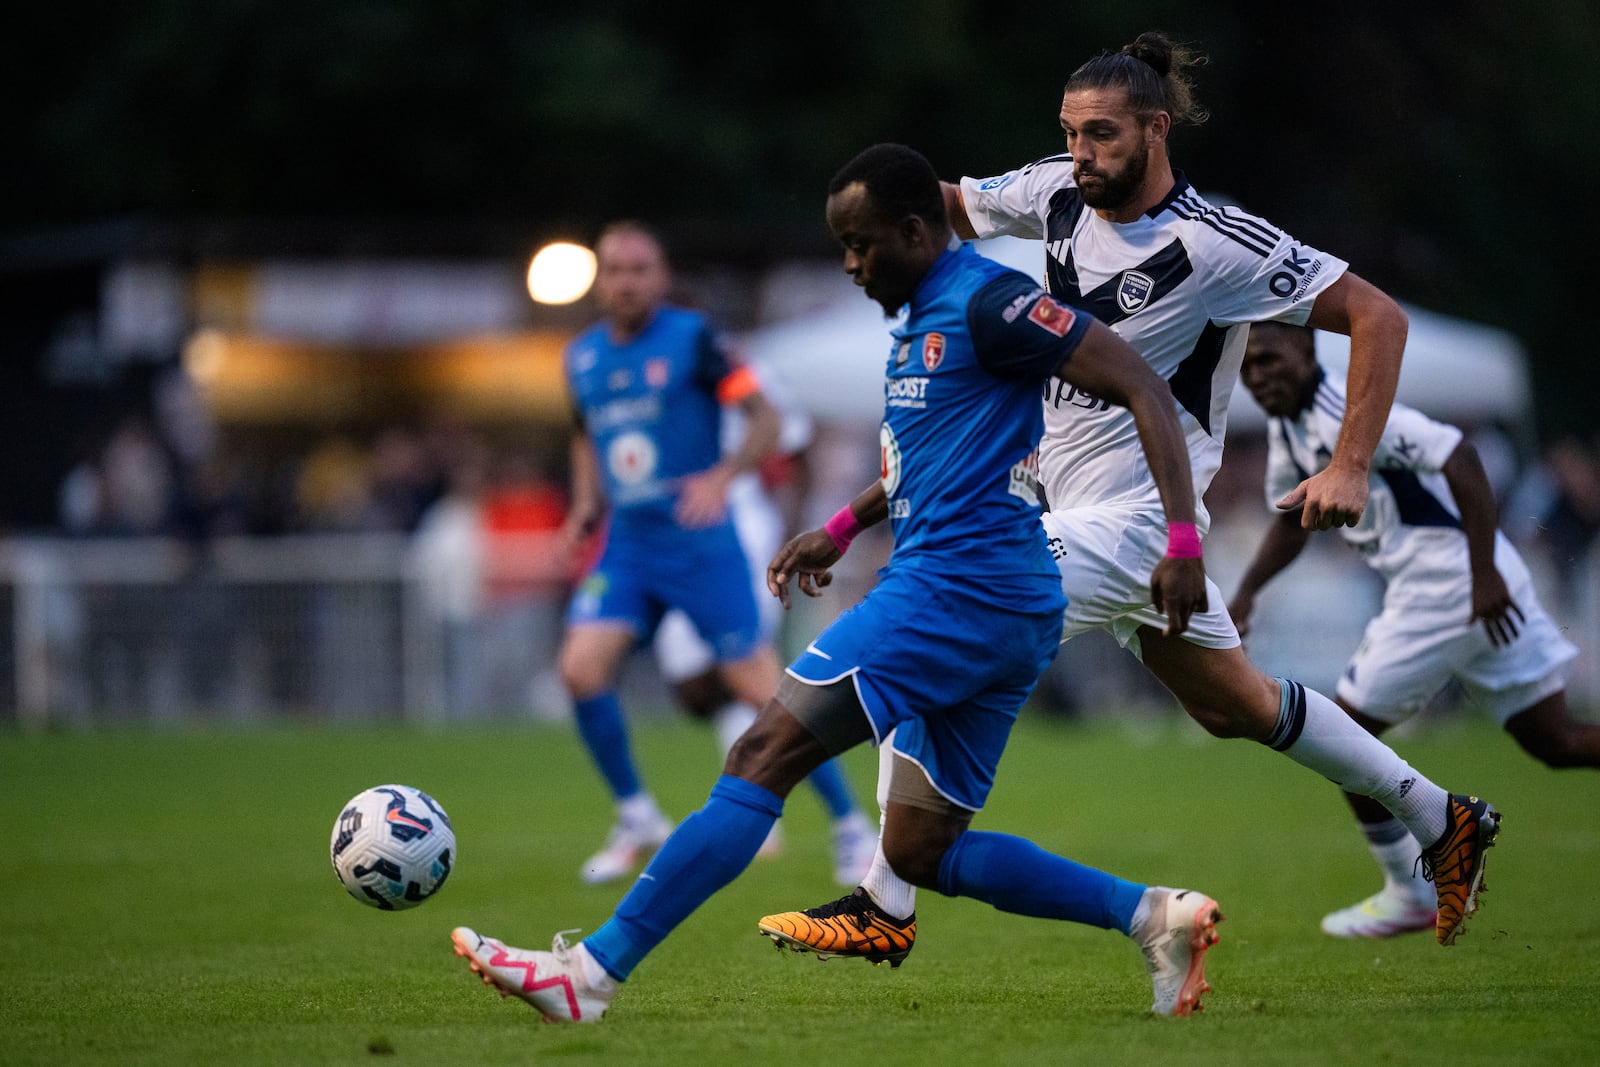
[764,30,1500,954]
[1231,321,1597,938]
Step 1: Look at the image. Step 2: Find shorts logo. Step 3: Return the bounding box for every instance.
[1026,294,1077,337]
[1116,270,1154,314]
[922,333,945,371]
[645,358,669,388]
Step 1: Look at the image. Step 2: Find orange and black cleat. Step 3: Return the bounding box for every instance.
[758,888,916,968]
[1420,794,1501,946]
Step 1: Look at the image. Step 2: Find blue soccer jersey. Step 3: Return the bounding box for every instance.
[879,243,1090,613]
[787,243,1094,810]
[564,305,763,656]
[565,306,746,542]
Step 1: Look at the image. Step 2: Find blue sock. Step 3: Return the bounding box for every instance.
[584,775,783,980]
[573,692,641,800]
[936,830,1146,934]
[805,758,856,819]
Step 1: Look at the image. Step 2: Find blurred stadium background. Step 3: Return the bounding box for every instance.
[3,4,1597,727]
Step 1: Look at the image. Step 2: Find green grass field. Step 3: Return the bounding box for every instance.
[7,711,1600,1066]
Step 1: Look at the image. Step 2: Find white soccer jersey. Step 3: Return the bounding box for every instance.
[1263,369,1531,604]
[961,157,1349,523]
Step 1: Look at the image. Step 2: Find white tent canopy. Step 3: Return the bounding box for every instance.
[746,235,1531,431]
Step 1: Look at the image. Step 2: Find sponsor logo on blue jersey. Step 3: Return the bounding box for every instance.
[886,376,931,409]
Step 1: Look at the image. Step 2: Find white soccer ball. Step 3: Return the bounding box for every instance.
[330,784,456,910]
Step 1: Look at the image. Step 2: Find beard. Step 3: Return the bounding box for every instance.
[1076,148,1148,211]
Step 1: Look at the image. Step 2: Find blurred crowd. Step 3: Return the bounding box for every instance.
[30,387,1600,723]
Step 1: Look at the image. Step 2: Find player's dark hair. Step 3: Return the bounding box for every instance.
[1251,320,1317,357]
[828,143,947,226]
[596,219,668,261]
[1066,30,1209,127]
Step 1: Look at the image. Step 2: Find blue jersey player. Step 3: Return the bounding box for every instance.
[452,145,1220,1020]
[555,220,871,886]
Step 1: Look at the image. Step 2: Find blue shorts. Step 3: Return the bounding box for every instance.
[785,568,1061,811]
[566,523,764,664]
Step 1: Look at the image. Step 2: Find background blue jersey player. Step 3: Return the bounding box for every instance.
[453,145,1221,1020]
[555,220,871,886]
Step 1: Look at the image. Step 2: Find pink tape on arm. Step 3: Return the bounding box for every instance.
[824,505,864,554]
[1166,521,1202,559]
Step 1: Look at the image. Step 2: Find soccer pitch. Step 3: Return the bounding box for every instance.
[7,712,1599,1066]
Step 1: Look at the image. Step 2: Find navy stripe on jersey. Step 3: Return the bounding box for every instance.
[1376,468,1462,529]
[1052,238,1194,323]
[1167,321,1230,435]
[1168,193,1277,257]
[1021,153,1074,175]
[1275,421,1312,482]
[1042,186,1088,297]
[1313,380,1346,422]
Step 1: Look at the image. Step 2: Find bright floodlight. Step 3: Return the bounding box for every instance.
[527,241,598,304]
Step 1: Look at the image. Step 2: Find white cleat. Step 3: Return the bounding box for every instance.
[831,812,877,887]
[1320,889,1437,939]
[450,927,616,1023]
[1130,887,1223,1017]
[581,813,674,885]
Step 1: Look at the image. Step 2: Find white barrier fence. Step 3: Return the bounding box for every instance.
[0,534,571,726]
[3,528,1595,727]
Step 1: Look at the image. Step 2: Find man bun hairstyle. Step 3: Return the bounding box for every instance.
[1066,30,1209,127]
[829,143,947,227]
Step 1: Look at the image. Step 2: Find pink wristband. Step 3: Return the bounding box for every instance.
[1166,521,1202,559]
[824,505,864,554]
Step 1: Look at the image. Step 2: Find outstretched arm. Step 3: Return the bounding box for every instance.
[1441,439,1523,645]
[767,481,889,609]
[1227,512,1313,638]
[563,429,607,553]
[676,388,782,528]
[941,182,978,240]
[1297,272,1408,529]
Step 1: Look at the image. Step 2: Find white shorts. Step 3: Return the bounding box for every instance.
[1337,575,1578,724]
[654,480,785,683]
[1040,507,1240,656]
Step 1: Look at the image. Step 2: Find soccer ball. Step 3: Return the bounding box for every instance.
[330,784,456,910]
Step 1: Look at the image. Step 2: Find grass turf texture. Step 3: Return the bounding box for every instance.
[6,712,1600,1066]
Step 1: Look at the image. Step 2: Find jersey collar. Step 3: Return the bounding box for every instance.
[910,242,971,311]
[1145,170,1193,219]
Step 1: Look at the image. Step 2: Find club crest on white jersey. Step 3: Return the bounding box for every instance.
[1116,270,1155,313]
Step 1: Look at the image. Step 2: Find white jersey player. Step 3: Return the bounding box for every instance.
[761,30,1500,956]
[1231,320,1597,938]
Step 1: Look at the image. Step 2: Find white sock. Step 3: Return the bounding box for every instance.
[617,792,662,827]
[859,842,918,920]
[875,732,896,821]
[1127,886,1162,939]
[573,941,618,992]
[1362,819,1431,904]
[862,731,917,918]
[712,702,758,757]
[1268,679,1449,847]
[832,811,870,835]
